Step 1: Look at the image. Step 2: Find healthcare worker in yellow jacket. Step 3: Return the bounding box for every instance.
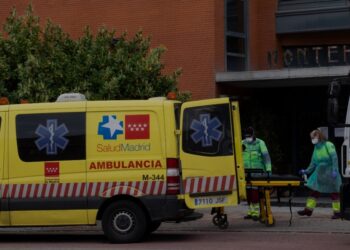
[242,127,272,221]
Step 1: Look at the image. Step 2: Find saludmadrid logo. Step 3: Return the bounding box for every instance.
[97,143,151,152]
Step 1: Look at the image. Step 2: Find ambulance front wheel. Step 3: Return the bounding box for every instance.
[102,200,147,243]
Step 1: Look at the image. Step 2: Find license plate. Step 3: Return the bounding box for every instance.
[194,196,228,206]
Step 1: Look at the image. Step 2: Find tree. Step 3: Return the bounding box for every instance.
[0,5,182,103]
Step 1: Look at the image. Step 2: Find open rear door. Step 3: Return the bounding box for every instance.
[180,98,242,209]
[231,101,246,201]
[340,183,350,220]
[341,133,350,220]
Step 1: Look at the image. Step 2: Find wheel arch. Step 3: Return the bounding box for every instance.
[96,195,151,223]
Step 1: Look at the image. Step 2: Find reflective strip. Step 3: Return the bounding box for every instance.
[199,177,205,193]
[306,197,317,210]
[251,203,260,216]
[106,182,113,197]
[21,184,28,199]
[134,182,140,196]
[53,183,59,197]
[217,176,223,192]
[37,184,43,198]
[138,182,144,195]
[209,177,215,192]
[60,183,67,198]
[332,201,340,212]
[146,181,152,194]
[184,175,235,194]
[0,181,166,199]
[153,181,160,195]
[224,176,230,190]
[44,184,51,198]
[91,182,97,196]
[15,184,21,198]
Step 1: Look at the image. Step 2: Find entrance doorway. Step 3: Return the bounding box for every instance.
[220,85,350,174]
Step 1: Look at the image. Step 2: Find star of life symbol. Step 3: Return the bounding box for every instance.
[190,114,223,147]
[98,115,124,140]
[35,119,69,155]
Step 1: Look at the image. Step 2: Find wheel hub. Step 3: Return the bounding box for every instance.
[112,211,134,233]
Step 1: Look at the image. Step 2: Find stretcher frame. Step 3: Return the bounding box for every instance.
[247,178,302,226]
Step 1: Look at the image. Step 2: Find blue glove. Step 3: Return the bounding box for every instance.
[298,169,307,176]
[331,170,338,179]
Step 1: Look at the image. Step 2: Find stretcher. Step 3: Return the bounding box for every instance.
[246,173,303,226]
[211,173,303,229]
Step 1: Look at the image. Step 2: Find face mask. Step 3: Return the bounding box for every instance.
[311,138,319,145]
[246,137,254,143]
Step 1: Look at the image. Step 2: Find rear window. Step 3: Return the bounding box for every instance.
[182,104,233,156]
[16,112,86,162]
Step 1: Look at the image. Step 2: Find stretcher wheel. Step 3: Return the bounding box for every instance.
[212,214,229,229]
[218,220,229,229]
[212,215,220,226]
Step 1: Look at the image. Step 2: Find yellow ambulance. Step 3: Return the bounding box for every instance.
[0,94,245,243]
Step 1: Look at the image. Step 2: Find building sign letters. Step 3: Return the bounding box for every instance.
[282,45,350,68]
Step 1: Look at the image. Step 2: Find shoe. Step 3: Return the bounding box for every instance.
[297,209,312,216]
[244,215,252,219]
[331,213,341,219]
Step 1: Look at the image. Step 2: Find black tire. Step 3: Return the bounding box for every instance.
[212,215,220,226]
[102,200,147,243]
[148,221,161,233]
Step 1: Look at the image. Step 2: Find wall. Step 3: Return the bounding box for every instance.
[0,0,226,100]
[248,0,350,71]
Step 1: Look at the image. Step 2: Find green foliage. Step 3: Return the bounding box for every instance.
[0,5,181,103]
[176,91,192,102]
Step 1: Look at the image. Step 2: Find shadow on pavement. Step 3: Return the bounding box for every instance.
[0,233,108,243]
[0,232,199,244]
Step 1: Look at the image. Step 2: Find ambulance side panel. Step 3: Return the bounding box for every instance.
[0,109,10,226]
[8,103,88,226]
[86,101,170,224]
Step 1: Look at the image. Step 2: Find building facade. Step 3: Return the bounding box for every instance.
[0,0,226,100]
[1,0,350,172]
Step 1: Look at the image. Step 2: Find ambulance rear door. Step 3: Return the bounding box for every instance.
[179,98,239,209]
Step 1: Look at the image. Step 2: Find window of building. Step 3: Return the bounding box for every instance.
[226,0,247,71]
[182,104,233,156]
[16,112,86,162]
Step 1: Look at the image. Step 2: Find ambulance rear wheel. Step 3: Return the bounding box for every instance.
[102,200,147,243]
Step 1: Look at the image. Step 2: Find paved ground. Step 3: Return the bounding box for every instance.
[0,202,349,249]
[0,231,349,250]
[159,203,350,233]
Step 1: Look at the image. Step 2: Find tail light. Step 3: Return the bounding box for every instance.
[166,158,180,195]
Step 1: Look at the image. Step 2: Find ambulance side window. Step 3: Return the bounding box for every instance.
[16,112,86,162]
[182,104,233,156]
